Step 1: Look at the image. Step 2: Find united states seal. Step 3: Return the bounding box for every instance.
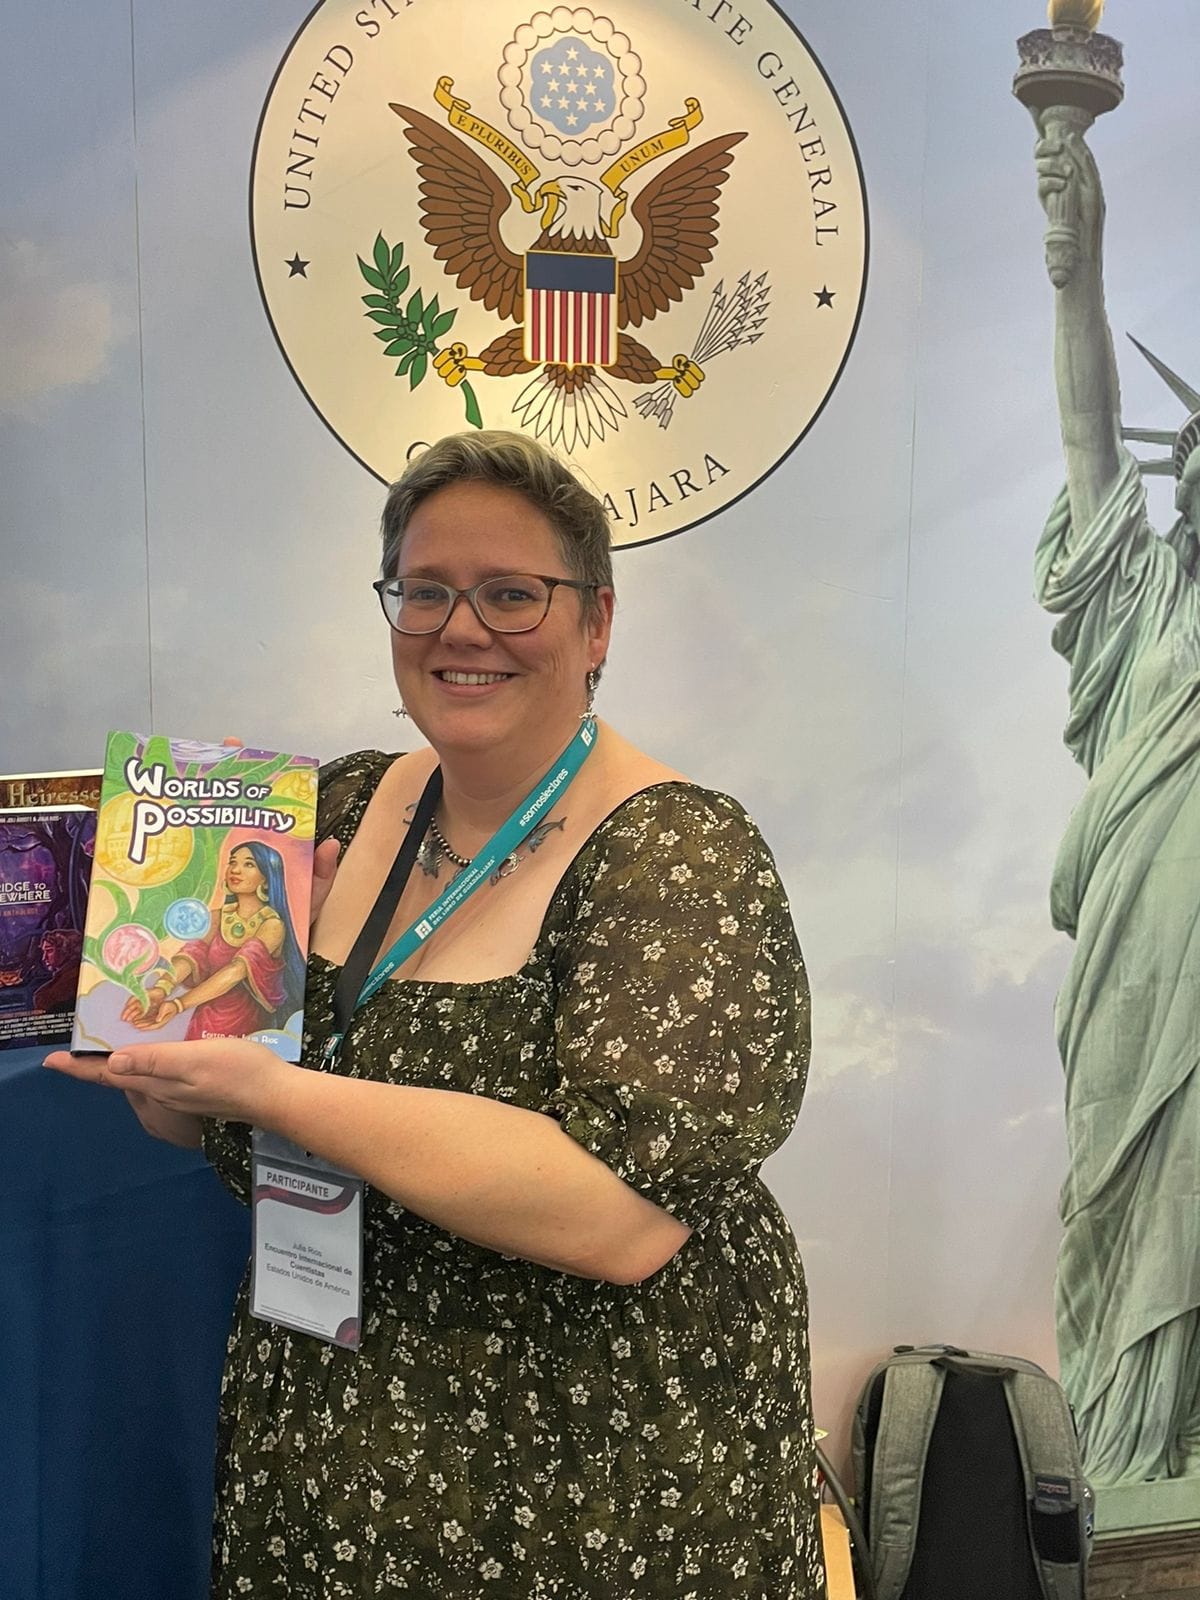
[251,2,868,547]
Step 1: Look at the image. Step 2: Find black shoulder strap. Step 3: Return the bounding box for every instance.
[329,766,442,1042]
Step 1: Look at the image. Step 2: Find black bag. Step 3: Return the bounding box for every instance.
[851,1345,1093,1600]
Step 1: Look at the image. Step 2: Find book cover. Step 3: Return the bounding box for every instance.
[73,733,318,1061]
[0,769,102,810]
[0,806,97,1051]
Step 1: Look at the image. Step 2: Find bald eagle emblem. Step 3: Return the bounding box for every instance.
[385,76,757,452]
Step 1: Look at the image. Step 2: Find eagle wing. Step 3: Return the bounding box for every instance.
[390,103,525,322]
[618,131,747,330]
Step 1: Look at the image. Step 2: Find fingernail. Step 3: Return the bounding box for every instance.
[108,1053,133,1074]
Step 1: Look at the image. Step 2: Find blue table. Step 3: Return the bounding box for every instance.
[1,1047,249,1600]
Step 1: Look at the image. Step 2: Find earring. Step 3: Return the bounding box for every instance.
[256,883,269,902]
[392,705,409,719]
[583,667,599,717]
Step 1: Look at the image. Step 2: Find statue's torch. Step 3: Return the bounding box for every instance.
[1014,1,1124,287]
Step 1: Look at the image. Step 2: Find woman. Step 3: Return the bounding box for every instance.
[47,431,825,1597]
[121,841,305,1040]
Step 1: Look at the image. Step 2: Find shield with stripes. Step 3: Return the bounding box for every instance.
[523,250,618,370]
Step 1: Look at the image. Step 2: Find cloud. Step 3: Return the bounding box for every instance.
[0,239,126,419]
[0,574,149,771]
[1005,1102,1061,1134]
[809,985,952,1087]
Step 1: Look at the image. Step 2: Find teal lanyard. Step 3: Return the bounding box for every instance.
[320,717,596,1064]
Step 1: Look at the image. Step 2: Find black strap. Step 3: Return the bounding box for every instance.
[328,766,442,1047]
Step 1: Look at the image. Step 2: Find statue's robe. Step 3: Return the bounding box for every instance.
[1036,451,1200,1483]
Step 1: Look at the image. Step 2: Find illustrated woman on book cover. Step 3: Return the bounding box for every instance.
[121,841,305,1039]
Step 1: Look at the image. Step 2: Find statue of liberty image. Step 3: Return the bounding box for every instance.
[1032,105,1200,1484]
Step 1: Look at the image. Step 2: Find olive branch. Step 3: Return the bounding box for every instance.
[358,234,482,429]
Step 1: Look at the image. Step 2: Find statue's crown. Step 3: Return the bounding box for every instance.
[1122,338,1200,482]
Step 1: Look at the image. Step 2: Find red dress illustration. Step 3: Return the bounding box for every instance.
[176,911,287,1040]
[123,843,303,1041]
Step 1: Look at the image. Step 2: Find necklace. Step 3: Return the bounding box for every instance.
[427,815,471,870]
[414,809,568,882]
[221,904,269,941]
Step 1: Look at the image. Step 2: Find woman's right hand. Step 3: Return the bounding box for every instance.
[122,983,168,1023]
[310,837,341,926]
[129,998,181,1031]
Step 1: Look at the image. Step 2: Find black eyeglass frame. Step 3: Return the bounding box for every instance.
[373,573,599,635]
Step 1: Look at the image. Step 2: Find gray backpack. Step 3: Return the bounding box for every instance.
[851,1345,1093,1600]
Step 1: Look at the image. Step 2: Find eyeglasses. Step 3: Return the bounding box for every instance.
[373,573,597,635]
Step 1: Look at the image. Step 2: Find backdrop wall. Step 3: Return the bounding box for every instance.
[4,0,1195,1458]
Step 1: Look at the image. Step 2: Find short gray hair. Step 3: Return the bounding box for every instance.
[380,431,613,620]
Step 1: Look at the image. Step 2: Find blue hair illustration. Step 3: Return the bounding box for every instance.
[225,841,305,1024]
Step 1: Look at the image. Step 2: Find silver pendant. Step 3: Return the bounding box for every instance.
[489,852,521,887]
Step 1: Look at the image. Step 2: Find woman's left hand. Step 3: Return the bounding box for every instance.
[43,1036,292,1124]
[127,999,178,1031]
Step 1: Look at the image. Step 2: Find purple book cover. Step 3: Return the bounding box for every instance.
[0,807,97,1051]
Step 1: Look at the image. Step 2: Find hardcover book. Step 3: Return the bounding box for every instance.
[0,805,97,1051]
[73,733,318,1061]
[0,769,102,810]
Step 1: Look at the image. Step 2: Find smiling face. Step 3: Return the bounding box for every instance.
[225,846,266,898]
[388,480,613,762]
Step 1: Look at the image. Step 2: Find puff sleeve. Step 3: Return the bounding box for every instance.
[546,787,809,1231]
[315,750,395,850]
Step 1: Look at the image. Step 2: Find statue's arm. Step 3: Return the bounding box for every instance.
[1036,116,1123,534]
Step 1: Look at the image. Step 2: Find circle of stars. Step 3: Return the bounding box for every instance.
[538,49,608,127]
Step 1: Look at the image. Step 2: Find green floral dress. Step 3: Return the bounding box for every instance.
[204,754,825,1599]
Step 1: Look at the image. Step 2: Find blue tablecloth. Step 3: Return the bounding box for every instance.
[0,1047,249,1600]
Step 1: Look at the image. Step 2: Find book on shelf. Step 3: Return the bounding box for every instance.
[0,797,97,1051]
[73,733,318,1061]
[0,769,102,811]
